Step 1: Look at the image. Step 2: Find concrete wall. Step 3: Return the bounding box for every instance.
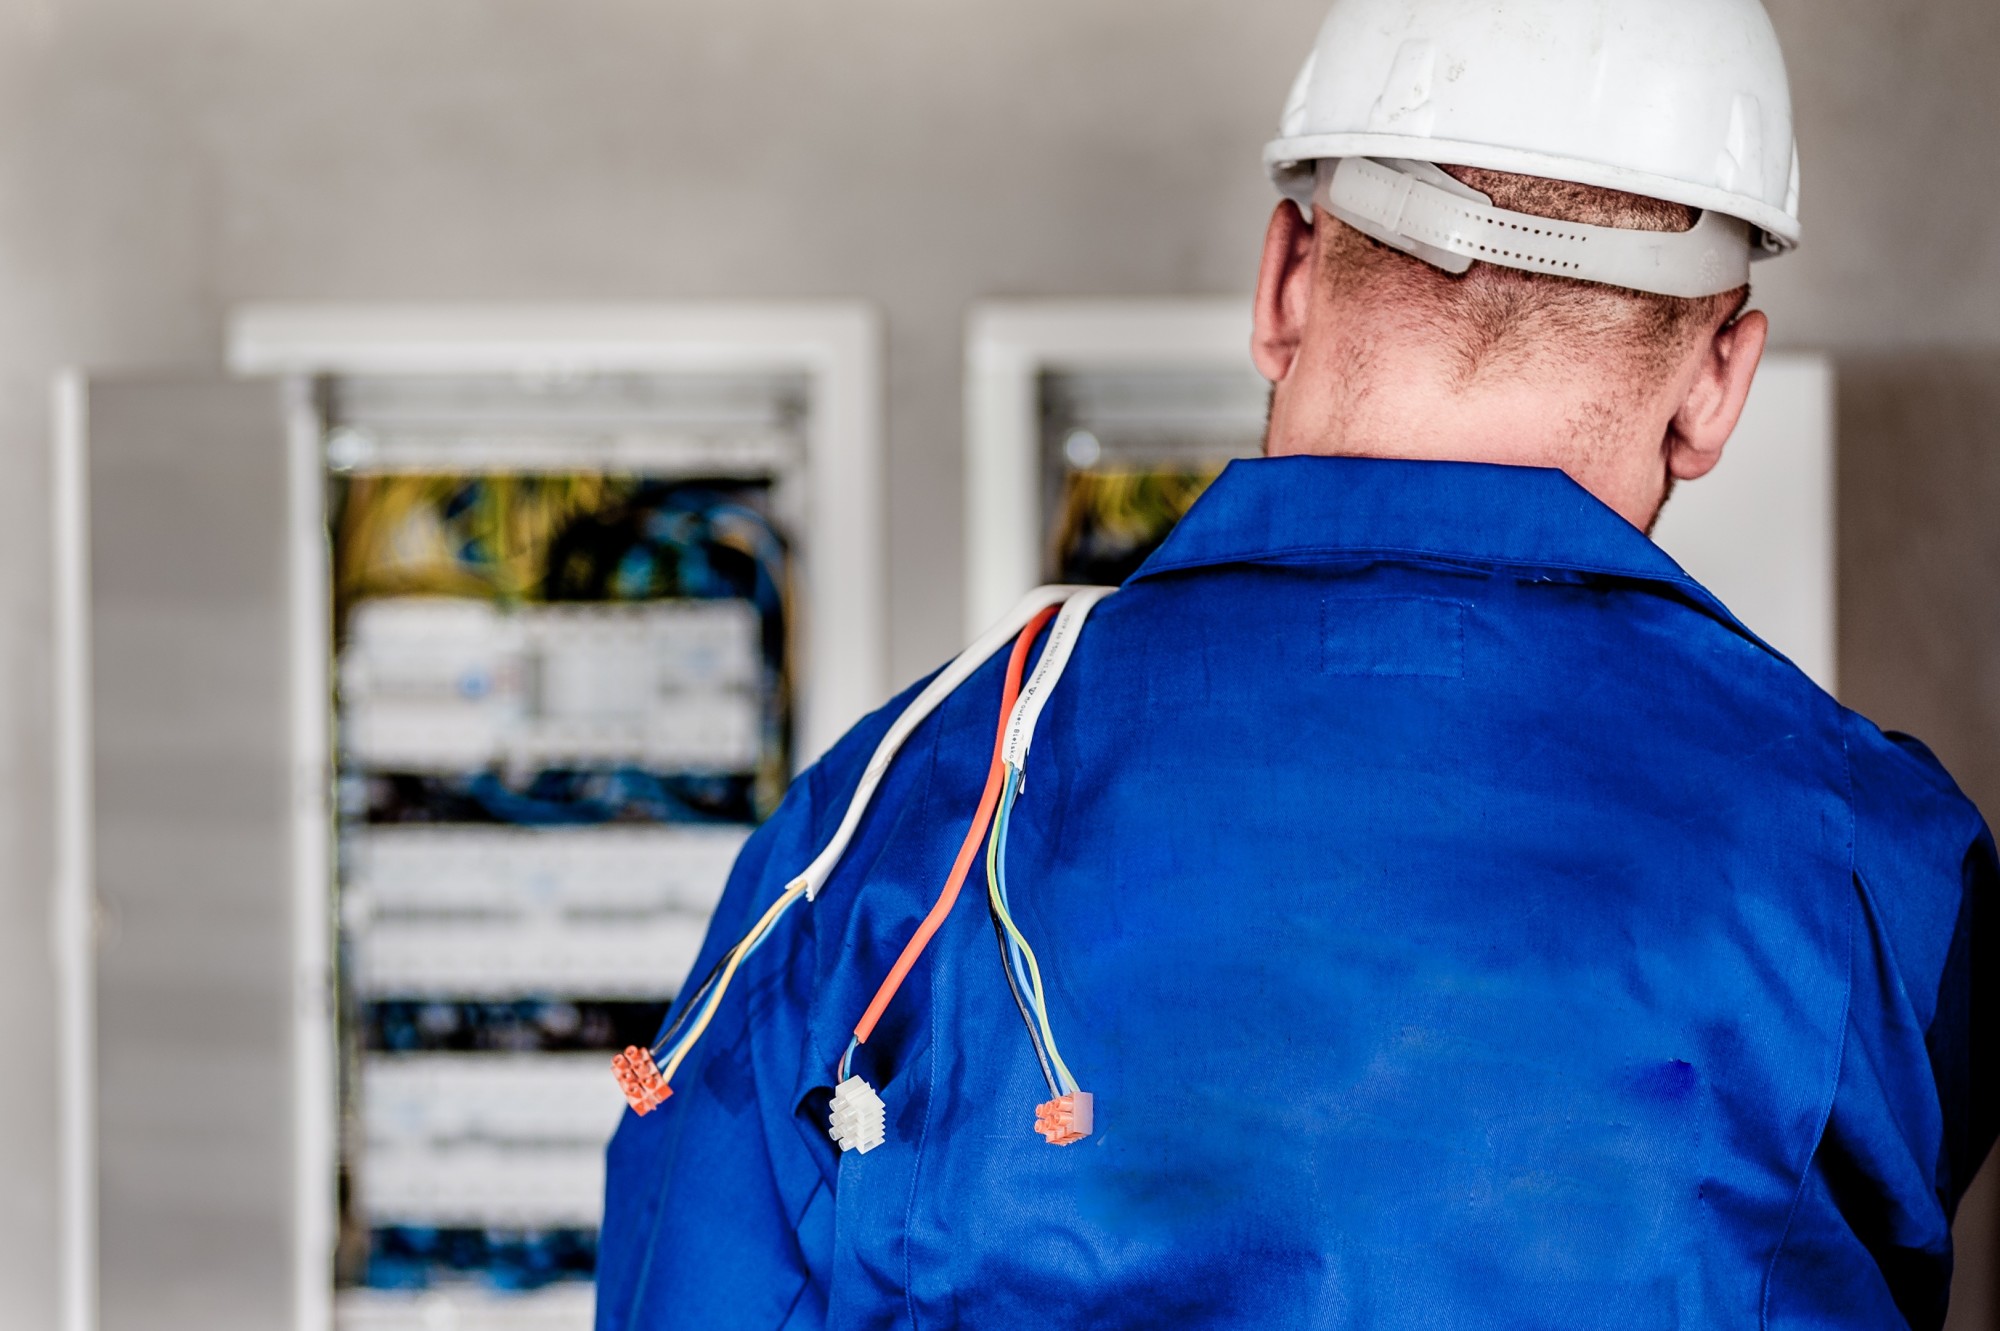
[0,1,1995,1322]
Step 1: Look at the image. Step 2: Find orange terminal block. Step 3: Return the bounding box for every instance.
[1034,1091,1094,1145]
[612,1046,672,1116]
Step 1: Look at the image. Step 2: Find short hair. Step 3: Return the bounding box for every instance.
[1318,165,1749,386]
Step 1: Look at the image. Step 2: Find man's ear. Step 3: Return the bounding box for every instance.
[1666,308,1769,481]
[1252,201,1317,384]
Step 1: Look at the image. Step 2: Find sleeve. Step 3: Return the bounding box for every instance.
[1927,818,1998,1212]
[594,677,934,1331]
[1804,721,1999,1326]
[1862,732,2000,1214]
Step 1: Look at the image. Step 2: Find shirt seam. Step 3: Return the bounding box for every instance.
[776,1178,829,1329]
[1135,543,1797,674]
[1839,712,1990,1038]
[1847,867,1927,1056]
[1135,541,1695,591]
[1760,716,1859,1329]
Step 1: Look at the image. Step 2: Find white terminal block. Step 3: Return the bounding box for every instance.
[828,1076,886,1155]
[340,595,763,773]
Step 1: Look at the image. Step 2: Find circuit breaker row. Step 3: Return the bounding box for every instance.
[342,599,763,772]
[347,824,742,996]
[352,826,736,1233]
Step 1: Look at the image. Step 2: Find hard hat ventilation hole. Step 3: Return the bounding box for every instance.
[1316,156,1762,296]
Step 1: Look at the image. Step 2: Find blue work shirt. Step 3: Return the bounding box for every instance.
[599,456,1996,1329]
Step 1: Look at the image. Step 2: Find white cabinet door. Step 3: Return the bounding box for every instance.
[84,376,308,1331]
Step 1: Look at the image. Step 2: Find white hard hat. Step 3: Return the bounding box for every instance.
[1267,0,1800,296]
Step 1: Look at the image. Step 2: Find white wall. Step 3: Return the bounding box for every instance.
[1,1,1997,1321]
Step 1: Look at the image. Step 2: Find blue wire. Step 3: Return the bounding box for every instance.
[838,1037,858,1083]
[995,766,1083,1096]
[993,773,1038,1007]
[659,889,795,1071]
[667,499,786,615]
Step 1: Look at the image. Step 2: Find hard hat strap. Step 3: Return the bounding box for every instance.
[1317,157,1752,299]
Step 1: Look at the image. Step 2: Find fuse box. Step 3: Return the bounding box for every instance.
[325,370,804,1324]
[70,305,881,1331]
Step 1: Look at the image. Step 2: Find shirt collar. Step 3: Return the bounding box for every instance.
[1131,454,1739,623]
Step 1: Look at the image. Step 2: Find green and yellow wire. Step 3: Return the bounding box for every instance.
[986,765,1081,1097]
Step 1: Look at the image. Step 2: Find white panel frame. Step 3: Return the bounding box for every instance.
[964,301,1254,638]
[964,298,1836,689]
[51,370,97,1331]
[229,302,887,765]
[282,377,336,1331]
[228,302,885,1330]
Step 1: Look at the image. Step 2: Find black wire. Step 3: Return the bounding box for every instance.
[650,945,735,1057]
[989,902,1059,1097]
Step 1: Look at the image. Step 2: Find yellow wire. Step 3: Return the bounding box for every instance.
[657,879,808,1086]
[338,473,627,607]
[1049,465,1222,577]
[985,772,1079,1095]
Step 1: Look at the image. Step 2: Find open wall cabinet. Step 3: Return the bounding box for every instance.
[54,304,883,1331]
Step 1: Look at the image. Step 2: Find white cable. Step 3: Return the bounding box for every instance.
[1001,586,1113,781]
[797,584,1089,901]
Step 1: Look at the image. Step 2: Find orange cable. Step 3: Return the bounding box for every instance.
[850,605,1058,1046]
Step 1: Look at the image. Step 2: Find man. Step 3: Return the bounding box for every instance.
[600,0,1994,1325]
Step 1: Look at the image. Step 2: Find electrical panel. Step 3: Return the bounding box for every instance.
[326,370,805,1324]
[1038,367,1265,584]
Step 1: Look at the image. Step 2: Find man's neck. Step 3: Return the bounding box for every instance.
[1262,338,1671,529]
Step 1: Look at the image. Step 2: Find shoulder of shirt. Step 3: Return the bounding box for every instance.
[1841,706,1991,1027]
[767,665,948,851]
[1842,709,1987,853]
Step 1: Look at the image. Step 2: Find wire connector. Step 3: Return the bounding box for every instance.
[612,1046,672,1116]
[828,1075,887,1154]
[1035,1090,1094,1145]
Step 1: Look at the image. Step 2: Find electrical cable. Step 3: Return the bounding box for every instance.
[983,587,1112,1105]
[656,880,808,1086]
[989,774,1041,1037]
[614,586,1103,1118]
[792,585,1080,902]
[650,949,731,1057]
[988,884,1059,1097]
[990,771,1032,972]
[986,770,1080,1095]
[845,606,1059,1051]
[655,877,801,1067]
